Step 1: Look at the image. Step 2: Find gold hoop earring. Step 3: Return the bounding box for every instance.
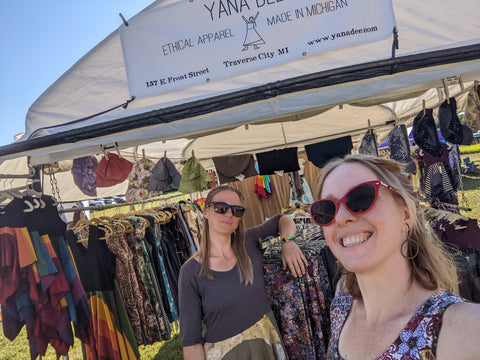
[401,238,419,260]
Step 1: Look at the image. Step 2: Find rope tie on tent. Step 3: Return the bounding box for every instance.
[391,26,399,59]
[27,96,136,140]
[281,122,288,145]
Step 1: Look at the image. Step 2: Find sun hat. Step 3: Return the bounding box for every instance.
[71,156,98,197]
[125,158,160,201]
[96,153,133,187]
[148,156,181,191]
[178,156,212,194]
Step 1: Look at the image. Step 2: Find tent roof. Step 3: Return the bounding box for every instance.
[1,0,480,201]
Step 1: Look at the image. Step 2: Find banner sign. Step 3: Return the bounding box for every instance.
[119,0,396,99]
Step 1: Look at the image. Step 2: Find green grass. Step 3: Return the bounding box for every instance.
[459,143,480,155]
[458,150,480,220]
[151,332,183,360]
[0,321,182,360]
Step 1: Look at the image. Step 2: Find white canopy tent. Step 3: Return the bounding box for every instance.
[1,0,480,202]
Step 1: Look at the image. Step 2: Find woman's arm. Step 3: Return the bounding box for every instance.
[178,260,205,357]
[183,344,206,360]
[278,215,308,277]
[436,301,480,359]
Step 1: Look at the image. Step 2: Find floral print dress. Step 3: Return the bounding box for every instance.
[327,290,465,360]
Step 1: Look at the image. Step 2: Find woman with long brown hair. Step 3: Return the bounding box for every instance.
[309,154,480,359]
[179,184,308,359]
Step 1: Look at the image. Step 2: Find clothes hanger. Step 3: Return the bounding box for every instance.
[115,142,121,157]
[72,219,91,233]
[393,112,400,127]
[118,218,135,234]
[100,144,110,160]
[0,190,15,203]
[111,220,126,235]
[442,78,450,104]
[97,223,114,240]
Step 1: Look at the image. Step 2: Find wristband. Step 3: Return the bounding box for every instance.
[280,235,296,244]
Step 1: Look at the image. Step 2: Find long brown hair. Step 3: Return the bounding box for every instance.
[195,185,254,285]
[316,154,459,298]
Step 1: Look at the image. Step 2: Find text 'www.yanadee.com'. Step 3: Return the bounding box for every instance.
[307,25,379,45]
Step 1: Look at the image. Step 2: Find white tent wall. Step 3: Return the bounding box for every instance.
[0,0,480,202]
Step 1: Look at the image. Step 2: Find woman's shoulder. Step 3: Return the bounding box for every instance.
[180,256,201,274]
[442,300,480,327]
[437,300,480,359]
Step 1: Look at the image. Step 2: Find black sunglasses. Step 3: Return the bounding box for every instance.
[206,201,246,218]
[308,180,397,226]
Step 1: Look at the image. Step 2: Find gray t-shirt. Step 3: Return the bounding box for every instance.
[178,214,281,346]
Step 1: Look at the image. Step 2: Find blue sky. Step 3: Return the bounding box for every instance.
[0,1,154,147]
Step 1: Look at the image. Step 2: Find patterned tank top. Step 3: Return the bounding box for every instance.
[327,290,465,359]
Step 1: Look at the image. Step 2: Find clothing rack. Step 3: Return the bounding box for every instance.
[430,199,472,212]
[0,173,37,179]
[0,168,42,193]
[58,193,187,213]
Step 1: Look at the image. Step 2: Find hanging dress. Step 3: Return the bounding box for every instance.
[66,225,140,360]
[0,196,80,359]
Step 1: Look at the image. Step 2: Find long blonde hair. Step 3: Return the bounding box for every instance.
[316,154,459,298]
[195,185,254,285]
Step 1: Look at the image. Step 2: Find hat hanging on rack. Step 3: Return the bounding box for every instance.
[148,154,181,192]
[96,152,134,187]
[71,156,98,197]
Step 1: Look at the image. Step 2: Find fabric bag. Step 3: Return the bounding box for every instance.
[388,124,416,174]
[412,108,443,157]
[358,129,379,157]
[464,85,480,131]
[438,97,473,145]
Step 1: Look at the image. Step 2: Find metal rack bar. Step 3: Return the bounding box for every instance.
[57,193,187,213]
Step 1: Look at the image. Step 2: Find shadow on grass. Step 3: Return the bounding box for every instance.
[153,332,183,360]
[460,174,480,191]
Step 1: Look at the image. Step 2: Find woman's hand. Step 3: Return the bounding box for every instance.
[281,240,308,277]
[184,344,206,360]
[278,214,308,277]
